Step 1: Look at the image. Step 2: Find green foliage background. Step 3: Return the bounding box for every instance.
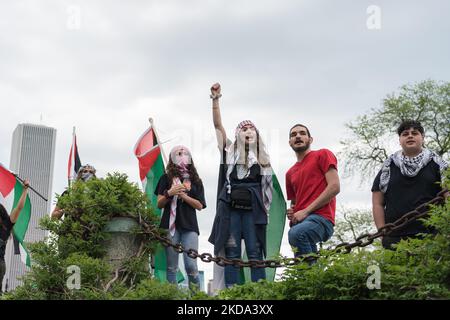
[340,80,449,180]
[1,79,448,300]
[3,171,448,300]
[218,170,450,300]
[1,173,194,300]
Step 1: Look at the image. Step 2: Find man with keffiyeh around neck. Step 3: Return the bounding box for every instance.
[154,145,206,289]
[372,120,449,249]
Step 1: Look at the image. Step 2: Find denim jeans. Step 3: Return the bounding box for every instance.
[166,228,200,288]
[288,213,334,257]
[224,209,266,288]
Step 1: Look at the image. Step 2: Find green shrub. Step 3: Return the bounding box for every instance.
[1,173,188,300]
[219,170,450,300]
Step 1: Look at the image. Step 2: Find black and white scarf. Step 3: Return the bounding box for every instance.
[379,148,448,193]
[224,120,273,214]
[225,143,273,213]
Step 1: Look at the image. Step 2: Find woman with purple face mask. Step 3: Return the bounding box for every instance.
[154,146,206,289]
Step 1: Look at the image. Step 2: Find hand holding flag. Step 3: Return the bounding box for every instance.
[0,164,32,266]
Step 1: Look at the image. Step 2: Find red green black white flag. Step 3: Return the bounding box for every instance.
[0,164,32,267]
[67,127,82,185]
[134,121,184,283]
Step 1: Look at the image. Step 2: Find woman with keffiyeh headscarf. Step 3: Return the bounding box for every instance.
[154,145,206,289]
[208,83,274,288]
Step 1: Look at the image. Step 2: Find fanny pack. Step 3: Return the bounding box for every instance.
[230,188,252,211]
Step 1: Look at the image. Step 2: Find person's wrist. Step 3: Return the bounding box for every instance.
[164,190,173,199]
[210,93,222,100]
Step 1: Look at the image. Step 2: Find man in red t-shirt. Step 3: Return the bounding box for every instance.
[286,124,340,259]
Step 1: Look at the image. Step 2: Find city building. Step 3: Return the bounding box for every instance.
[2,123,56,292]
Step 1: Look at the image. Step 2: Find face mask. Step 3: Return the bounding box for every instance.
[81,172,95,182]
[175,154,190,166]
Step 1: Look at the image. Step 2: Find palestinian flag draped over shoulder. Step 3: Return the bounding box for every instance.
[0,164,31,267]
[133,121,184,283]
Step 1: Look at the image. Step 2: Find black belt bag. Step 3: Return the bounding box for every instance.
[230,188,252,210]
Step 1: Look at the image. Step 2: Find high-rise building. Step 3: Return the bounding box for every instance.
[2,124,56,292]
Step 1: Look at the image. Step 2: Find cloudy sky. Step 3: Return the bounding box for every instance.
[1,0,449,284]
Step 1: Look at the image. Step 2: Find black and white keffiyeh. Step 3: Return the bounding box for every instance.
[379,148,448,193]
[224,121,273,213]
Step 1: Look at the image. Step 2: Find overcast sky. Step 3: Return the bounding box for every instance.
[1,0,449,284]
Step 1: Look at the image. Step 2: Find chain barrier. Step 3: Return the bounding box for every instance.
[141,189,448,269]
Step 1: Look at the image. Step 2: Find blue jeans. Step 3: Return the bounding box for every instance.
[166,228,200,287]
[224,209,266,288]
[288,213,334,257]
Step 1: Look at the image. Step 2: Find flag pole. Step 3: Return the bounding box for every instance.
[69,126,76,188]
[13,174,48,202]
[149,118,168,166]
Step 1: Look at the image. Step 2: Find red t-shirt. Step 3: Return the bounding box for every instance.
[286,149,338,225]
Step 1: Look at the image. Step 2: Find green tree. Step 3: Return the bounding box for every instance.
[218,169,450,300]
[340,80,450,180]
[1,173,191,300]
[326,207,377,248]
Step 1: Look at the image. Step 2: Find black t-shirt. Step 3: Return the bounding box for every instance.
[154,174,207,235]
[230,164,262,184]
[0,204,14,260]
[371,160,442,236]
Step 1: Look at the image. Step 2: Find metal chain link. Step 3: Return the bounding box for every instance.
[141,189,448,269]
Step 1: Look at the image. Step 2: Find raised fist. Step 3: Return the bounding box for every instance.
[210,83,221,96]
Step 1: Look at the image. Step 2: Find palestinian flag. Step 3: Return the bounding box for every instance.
[244,173,286,282]
[0,164,31,267]
[134,126,164,201]
[68,127,82,185]
[133,123,184,283]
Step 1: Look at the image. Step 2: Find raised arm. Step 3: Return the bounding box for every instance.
[10,179,29,223]
[211,83,227,149]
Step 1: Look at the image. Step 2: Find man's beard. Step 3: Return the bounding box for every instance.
[291,141,310,153]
